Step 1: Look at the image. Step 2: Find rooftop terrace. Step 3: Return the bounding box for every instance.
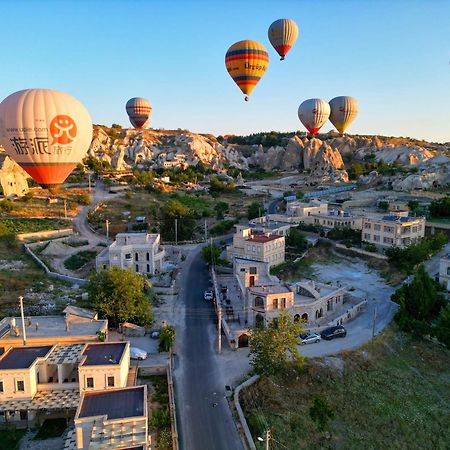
[0,345,53,370]
[80,342,126,366]
[78,386,145,420]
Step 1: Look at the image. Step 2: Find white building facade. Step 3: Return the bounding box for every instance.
[96,233,165,275]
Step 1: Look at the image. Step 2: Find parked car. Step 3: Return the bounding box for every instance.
[151,330,160,339]
[320,325,347,340]
[130,347,148,360]
[204,290,214,301]
[299,332,321,345]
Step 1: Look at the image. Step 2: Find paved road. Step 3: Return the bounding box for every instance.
[174,246,243,450]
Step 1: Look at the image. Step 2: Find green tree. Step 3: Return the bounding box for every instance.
[160,200,196,241]
[429,197,450,218]
[347,163,364,180]
[378,201,389,211]
[247,201,265,220]
[407,200,419,212]
[309,397,334,432]
[435,305,450,349]
[249,312,304,376]
[159,325,176,352]
[214,201,229,219]
[391,264,446,335]
[86,267,153,327]
[202,244,221,265]
[286,228,307,252]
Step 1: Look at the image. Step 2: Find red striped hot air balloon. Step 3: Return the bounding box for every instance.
[298,98,330,135]
[0,89,92,194]
[225,40,269,101]
[268,19,299,61]
[126,97,152,129]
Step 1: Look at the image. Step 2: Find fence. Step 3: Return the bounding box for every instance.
[23,243,86,286]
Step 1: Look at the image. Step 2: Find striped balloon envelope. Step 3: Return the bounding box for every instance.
[126,97,152,129]
[225,40,269,101]
[0,89,92,194]
[268,18,299,61]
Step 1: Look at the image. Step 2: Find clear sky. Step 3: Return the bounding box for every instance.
[1,0,449,142]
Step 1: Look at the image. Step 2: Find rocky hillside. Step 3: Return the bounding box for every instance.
[87,126,449,189]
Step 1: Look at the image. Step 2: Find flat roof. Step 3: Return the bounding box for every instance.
[0,345,53,370]
[250,285,291,295]
[80,342,126,366]
[0,316,107,341]
[78,386,145,420]
[248,234,282,243]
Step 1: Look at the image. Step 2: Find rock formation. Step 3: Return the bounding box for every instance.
[0,152,29,197]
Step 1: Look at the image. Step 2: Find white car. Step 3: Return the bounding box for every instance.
[204,290,214,301]
[299,332,321,345]
[130,347,148,360]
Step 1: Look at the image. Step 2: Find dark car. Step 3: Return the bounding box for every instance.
[320,325,347,340]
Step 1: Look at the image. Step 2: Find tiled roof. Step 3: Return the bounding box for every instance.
[47,344,84,365]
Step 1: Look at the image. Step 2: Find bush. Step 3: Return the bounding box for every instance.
[151,407,171,429]
[364,243,377,253]
[429,197,450,218]
[0,200,16,212]
[76,193,91,205]
[159,326,176,352]
[64,250,96,270]
[209,220,238,236]
[327,227,361,246]
[248,201,265,220]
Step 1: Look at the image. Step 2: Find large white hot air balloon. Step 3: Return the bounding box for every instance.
[126,97,152,129]
[0,89,92,193]
[329,96,359,134]
[268,18,299,61]
[297,98,330,135]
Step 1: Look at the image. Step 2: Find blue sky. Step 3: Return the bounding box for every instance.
[1,0,449,142]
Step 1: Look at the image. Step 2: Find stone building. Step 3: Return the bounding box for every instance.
[96,233,165,275]
[226,225,285,268]
[439,254,450,291]
[362,212,425,249]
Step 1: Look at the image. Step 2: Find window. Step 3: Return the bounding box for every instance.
[135,252,139,261]
[374,224,381,231]
[125,253,131,260]
[373,235,380,242]
[364,223,371,229]
[447,267,450,276]
[0,381,3,392]
[249,267,257,274]
[86,377,94,388]
[146,252,150,261]
[240,268,246,272]
[383,226,394,233]
[147,264,150,273]
[272,298,278,309]
[364,233,371,240]
[383,237,394,244]
[135,264,139,272]
[280,298,286,309]
[16,380,24,392]
[107,376,115,387]
[254,296,264,308]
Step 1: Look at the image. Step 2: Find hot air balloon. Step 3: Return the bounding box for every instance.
[225,40,269,101]
[329,96,359,134]
[0,89,92,194]
[298,98,330,135]
[268,18,299,61]
[126,97,152,129]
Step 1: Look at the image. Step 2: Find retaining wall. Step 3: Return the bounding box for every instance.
[23,243,86,286]
[17,228,73,242]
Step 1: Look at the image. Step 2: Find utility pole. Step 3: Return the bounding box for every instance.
[64,200,67,220]
[19,296,27,346]
[105,220,109,241]
[372,298,378,339]
[217,300,222,354]
[88,172,92,192]
[175,219,178,245]
[258,430,271,450]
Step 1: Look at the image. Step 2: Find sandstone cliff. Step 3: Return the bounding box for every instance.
[0,152,29,197]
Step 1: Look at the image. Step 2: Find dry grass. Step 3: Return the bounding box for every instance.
[241,327,450,450]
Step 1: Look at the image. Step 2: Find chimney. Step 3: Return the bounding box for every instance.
[9,318,16,336]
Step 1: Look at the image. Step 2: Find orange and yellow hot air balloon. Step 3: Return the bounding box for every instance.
[225,40,269,101]
[268,19,299,61]
[0,89,93,193]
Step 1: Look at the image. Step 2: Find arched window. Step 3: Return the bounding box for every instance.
[254,296,264,308]
[301,313,308,322]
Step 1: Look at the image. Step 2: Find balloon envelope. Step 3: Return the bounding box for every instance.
[225,40,269,100]
[298,98,330,135]
[268,18,299,60]
[126,97,152,129]
[0,89,92,193]
[329,96,359,134]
